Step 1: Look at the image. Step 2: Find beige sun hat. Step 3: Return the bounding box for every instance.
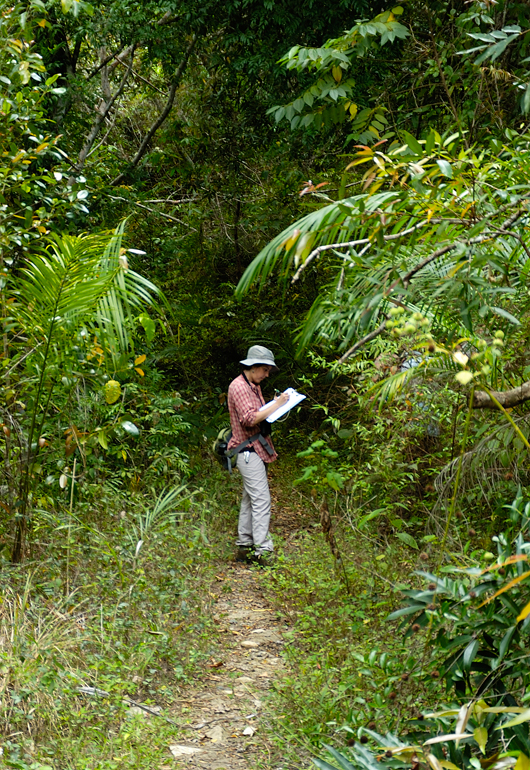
[239,345,278,371]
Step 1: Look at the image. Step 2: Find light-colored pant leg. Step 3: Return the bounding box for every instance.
[236,452,273,553]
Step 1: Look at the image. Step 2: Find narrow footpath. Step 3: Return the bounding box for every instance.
[165,479,308,769]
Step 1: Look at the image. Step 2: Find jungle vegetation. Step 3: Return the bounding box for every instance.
[2,0,530,767]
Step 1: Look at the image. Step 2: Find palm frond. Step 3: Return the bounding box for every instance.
[9,223,163,370]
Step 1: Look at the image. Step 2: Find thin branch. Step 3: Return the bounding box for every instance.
[110,34,198,187]
[336,208,526,361]
[338,319,388,363]
[496,228,530,260]
[292,220,431,283]
[85,112,119,160]
[105,195,197,230]
[142,198,195,204]
[85,12,181,80]
[291,218,471,283]
[86,46,126,80]
[112,56,167,95]
[397,208,524,291]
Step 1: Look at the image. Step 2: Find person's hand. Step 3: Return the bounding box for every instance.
[275,391,290,406]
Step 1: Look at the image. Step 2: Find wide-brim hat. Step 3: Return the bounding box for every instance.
[239,345,278,371]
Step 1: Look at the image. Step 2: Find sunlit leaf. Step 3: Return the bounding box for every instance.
[498,709,530,729]
[121,420,139,436]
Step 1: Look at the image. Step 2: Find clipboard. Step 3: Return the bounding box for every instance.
[260,387,306,423]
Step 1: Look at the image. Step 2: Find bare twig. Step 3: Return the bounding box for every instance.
[292,220,429,282]
[336,208,526,361]
[338,319,388,363]
[86,46,126,80]
[112,57,167,95]
[105,195,198,230]
[74,47,136,174]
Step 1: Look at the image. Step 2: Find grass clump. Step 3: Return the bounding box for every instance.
[0,488,220,769]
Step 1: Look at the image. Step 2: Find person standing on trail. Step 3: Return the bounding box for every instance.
[227,346,289,567]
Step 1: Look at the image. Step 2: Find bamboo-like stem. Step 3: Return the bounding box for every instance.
[439,386,475,565]
[66,458,77,596]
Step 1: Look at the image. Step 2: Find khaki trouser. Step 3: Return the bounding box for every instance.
[236,452,273,554]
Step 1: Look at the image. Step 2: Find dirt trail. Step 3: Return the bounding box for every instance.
[166,564,291,769]
[165,477,308,769]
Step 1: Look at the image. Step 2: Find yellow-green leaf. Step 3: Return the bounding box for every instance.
[515,754,530,770]
[455,370,474,385]
[285,228,301,251]
[499,709,530,729]
[474,727,488,754]
[104,379,121,404]
[98,431,108,450]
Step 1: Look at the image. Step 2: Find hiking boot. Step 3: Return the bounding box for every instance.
[235,545,253,563]
[252,551,276,568]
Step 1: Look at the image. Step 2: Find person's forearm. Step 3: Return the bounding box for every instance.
[249,399,282,426]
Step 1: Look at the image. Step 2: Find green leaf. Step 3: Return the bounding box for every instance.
[358,508,386,528]
[401,130,422,154]
[387,603,426,620]
[499,708,530,728]
[490,306,521,325]
[294,465,318,484]
[522,83,530,115]
[138,312,156,342]
[98,431,108,450]
[326,471,344,491]
[499,625,517,659]
[396,532,418,549]
[436,159,453,177]
[462,639,479,672]
[318,745,356,770]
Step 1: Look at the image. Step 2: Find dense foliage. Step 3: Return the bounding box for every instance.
[2,0,530,766]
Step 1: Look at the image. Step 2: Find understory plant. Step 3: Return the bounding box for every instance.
[314,492,530,770]
[0,224,161,561]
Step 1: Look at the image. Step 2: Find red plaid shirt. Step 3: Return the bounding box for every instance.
[227,374,277,463]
